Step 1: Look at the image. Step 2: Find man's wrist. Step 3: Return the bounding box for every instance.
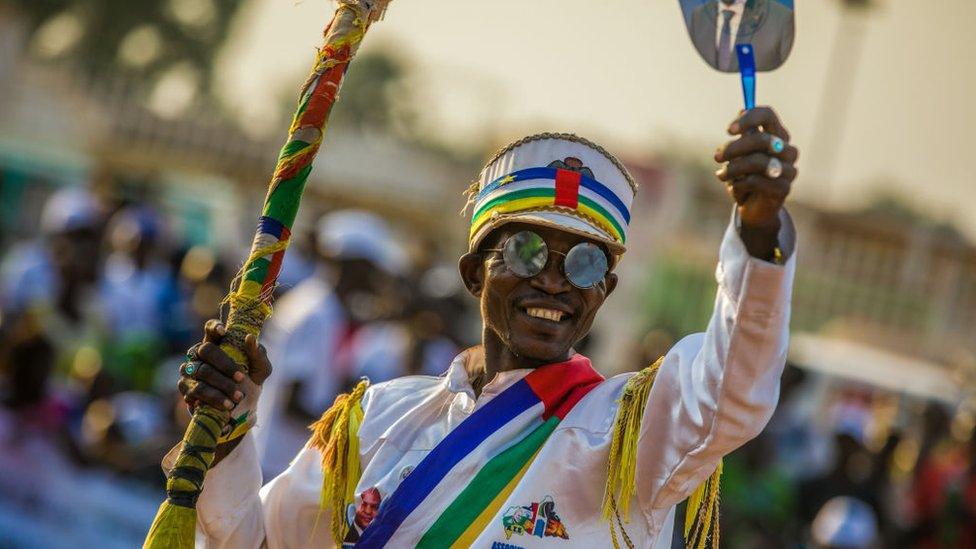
[211,437,245,467]
[738,217,782,262]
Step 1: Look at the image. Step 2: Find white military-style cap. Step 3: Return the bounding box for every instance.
[467,133,637,260]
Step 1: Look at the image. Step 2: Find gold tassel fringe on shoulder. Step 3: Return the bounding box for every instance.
[603,358,723,548]
[309,379,369,546]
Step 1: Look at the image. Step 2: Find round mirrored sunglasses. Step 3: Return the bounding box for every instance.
[483,230,609,289]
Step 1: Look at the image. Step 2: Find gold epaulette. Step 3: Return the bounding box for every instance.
[603,359,723,549]
[308,379,369,546]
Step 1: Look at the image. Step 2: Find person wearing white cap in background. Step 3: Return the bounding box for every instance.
[1,186,103,317]
[176,107,799,547]
[98,205,175,391]
[811,496,879,549]
[0,186,109,549]
[0,186,105,411]
[249,209,419,479]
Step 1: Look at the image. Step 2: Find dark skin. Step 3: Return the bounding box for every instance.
[178,107,797,462]
[457,222,617,394]
[715,106,799,259]
[177,321,272,462]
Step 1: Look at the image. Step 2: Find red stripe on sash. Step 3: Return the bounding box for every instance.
[554,169,581,209]
[525,354,604,420]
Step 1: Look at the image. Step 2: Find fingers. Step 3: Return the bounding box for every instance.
[177,377,198,410]
[178,320,273,414]
[728,106,790,141]
[198,342,245,383]
[183,377,237,411]
[178,334,246,411]
[725,175,792,205]
[196,362,243,402]
[716,132,799,164]
[179,355,242,410]
[244,334,273,385]
[716,152,798,183]
[203,319,227,344]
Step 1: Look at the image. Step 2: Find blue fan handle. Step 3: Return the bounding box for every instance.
[737,44,756,110]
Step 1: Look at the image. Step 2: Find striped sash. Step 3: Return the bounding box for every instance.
[356,354,604,547]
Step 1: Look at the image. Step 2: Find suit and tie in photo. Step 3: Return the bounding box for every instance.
[686,0,795,72]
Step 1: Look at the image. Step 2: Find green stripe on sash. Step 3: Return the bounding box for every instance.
[416,417,560,547]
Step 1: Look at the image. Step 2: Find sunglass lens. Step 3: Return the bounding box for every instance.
[565,242,608,288]
[503,231,548,277]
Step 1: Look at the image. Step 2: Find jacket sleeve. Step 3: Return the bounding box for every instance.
[195,381,381,547]
[193,434,267,548]
[192,434,333,549]
[635,208,796,524]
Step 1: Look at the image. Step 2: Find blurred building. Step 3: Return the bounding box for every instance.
[639,156,975,413]
[0,6,470,260]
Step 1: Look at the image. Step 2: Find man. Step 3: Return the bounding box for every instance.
[343,487,383,547]
[0,186,104,411]
[1,186,102,320]
[176,106,799,547]
[250,209,415,478]
[99,204,174,391]
[688,0,795,72]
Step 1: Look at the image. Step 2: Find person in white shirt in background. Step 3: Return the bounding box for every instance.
[99,205,175,391]
[251,210,419,479]
[1,186,103,321]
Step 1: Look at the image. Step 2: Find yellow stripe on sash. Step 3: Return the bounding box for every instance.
[449,449,540,548]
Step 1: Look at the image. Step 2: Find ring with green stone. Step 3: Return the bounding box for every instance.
[182,361,201,378]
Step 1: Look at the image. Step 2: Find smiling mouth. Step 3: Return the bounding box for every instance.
[523,307,568,323]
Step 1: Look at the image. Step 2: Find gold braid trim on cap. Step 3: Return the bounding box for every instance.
[469,206,624,248]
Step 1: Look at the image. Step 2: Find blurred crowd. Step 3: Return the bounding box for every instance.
[2,184,975,548]
[631,336,976,546]
[713,365,976,548]
[0,183,474,545]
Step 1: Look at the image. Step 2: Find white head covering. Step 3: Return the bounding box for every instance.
[811,496,879,548]
[468,133,637,259]
[315,209,406,275]
[41,187,101,234]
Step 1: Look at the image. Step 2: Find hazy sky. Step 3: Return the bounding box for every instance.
[216,0,975,233]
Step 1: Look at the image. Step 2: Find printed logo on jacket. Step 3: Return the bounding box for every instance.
[501,495,569,541]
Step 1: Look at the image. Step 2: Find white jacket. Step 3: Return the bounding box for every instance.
[192,212,796,548]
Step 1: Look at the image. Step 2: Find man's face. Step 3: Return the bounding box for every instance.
[460,223,618,363]
[49,227,100,284]
[332,258,400,323]
[355,489,381,527]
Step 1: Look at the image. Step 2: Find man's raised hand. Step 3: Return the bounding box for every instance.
[714,106,798,260]
[178,319,272,412]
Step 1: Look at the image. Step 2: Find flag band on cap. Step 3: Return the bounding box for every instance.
[467,133,637,255]
[470,167,631,245]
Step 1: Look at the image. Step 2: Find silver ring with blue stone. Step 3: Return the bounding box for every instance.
[768,134,786,155]
[182,360,202,378]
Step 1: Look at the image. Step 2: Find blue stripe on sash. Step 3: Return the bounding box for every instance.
[356,380,540,547]
[478,167,631,224]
